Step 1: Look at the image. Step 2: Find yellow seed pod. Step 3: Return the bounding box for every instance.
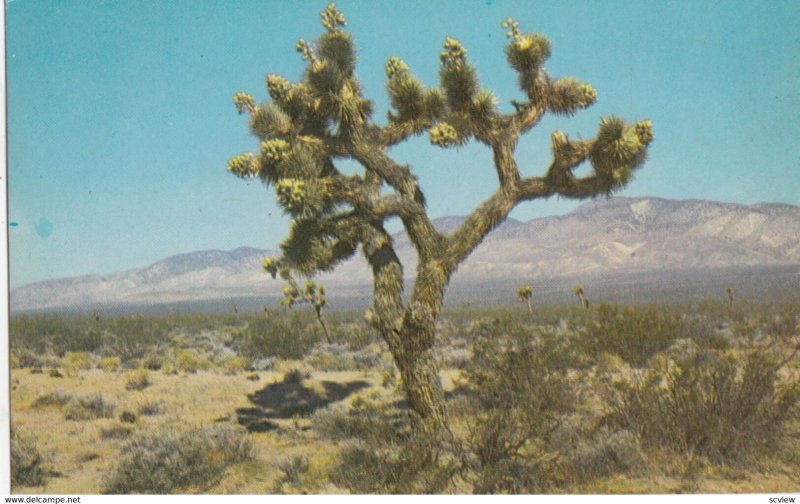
[261,139,292,162]
[515,35,534,51]
[385,57,409,79]
[233,93,255,114]
[429,123,459,147]
[266,74,291,101]
[226,153,257,178]
[579,83,597,107]
[275,179,307,210]
[635,120,654,145]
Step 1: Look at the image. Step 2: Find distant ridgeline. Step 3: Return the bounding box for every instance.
[11,197,800,314]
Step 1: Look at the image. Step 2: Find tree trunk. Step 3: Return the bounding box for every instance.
[362,224,450,440]
[393,339,449,438]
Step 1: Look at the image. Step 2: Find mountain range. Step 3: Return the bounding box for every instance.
[11,196,800,313]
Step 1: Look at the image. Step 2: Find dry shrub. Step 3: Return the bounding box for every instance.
[608,346,800,465]
[282,367,310,384]
[583,304,683,367]
[274,455,310,493]
[137,400,163,417]
[221,356,249,375]
[100,423,134,440]
[566,428,646,483]
[124,369,151,391]
[30,391,73,410]
[61,351,91,376]
[233,315,320,360]
[174,349,211,374]
[11,427,47,488]
[101,424,254,494]
[119,411,138,424]
[64,395,116,421]
[306,351,357,372]
[98,357,122,372]
[462,322,582,493]
[140,352,164,371]
[314,397,455,493]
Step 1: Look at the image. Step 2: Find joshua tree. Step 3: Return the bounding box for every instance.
[725,285,734,310]
[276,274,332,344]
[228,4,652,438]
[516,283,534,315]
[573,285,590,310]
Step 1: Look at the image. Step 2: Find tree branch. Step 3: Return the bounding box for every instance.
[361,223,405,351]
[351,144,445,262]
[492,142,521,189]
[445,187,517,270]
[507,102,545,136]
[378,120,431,148]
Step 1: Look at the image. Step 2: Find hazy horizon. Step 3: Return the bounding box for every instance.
[9,194,800,290]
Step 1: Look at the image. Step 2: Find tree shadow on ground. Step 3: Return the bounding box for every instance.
[236,378,370,433]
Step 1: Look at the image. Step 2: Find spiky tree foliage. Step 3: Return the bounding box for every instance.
[516,283,533,315]
[228,4,652,438]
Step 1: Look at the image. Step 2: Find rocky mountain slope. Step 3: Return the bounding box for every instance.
[11,197,800,312]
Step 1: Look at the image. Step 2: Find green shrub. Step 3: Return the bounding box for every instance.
[461,322,582,493]
[608,347,800,465]
[61,351,92,376]
[98,357,122,372]
[125,369,151,391]
[101,424,254,494]
[221,356,249,375]
[48,368,63,378]
[103,317,165,362]
[64,395,116,421]
[10,427,46,488]
[306,352,357,372]
[140,353,164,371]
[10,315,103,356]
[174,350,211,374]
[175,350,200,373]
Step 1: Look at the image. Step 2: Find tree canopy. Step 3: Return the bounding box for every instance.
[228,2,652,435]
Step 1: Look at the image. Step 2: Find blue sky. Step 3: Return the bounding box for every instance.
[7,0,799,287]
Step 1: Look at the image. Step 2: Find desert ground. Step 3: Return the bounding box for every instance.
[9,302,800,494]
